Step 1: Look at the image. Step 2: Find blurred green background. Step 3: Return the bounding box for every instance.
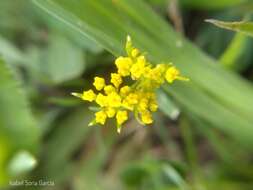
[0,0,253,189]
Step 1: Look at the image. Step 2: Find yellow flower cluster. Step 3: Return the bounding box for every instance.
[72,36,188,133]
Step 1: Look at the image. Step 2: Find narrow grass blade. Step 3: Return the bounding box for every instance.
[206,19,253,37]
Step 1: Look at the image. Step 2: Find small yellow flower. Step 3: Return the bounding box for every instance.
[165,67,179,83]
[150,64,166,84]
[137,55,146,65]
[130,56,146,80]
[107,92,122,107]
[115,56,132,76]
[149,101,158,112]
[138,98,149,112]
[105,107,116,118]
[155,64,167,73]
[81,90,96,102]
[93,77,105,90]
[116,110,128,125]
[125,93,139,105]
[165,66,189,83]
[122,99,134,111]
[111,73,122,88]
[141,110,153,124]
[96,93,107,107]
[95,111,107,125]
[120,86,131,96]
[104,85,116,95]
[143,66,152,77]
[122,93,139,111]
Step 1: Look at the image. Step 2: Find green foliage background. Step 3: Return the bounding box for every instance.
[0,0,253,189]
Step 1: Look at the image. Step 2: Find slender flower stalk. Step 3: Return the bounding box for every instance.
[72,36,189,133]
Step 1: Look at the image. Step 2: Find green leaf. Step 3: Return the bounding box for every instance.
[121,160,188,189]
[180,0,247,10]
[0,58,39,149]
[162,164,188,190]
[206,19,253,37]
[45,32,86,84]
[219,32,248,69]
[35,6,103,53]
[0,35,27,64]
[32,0,253,147]
[0,57,39,187]
[24,32,85,84]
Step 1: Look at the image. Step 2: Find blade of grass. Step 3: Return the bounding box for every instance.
[180,0,247,10]
[219,32,248,69]
[206,19,253,37]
